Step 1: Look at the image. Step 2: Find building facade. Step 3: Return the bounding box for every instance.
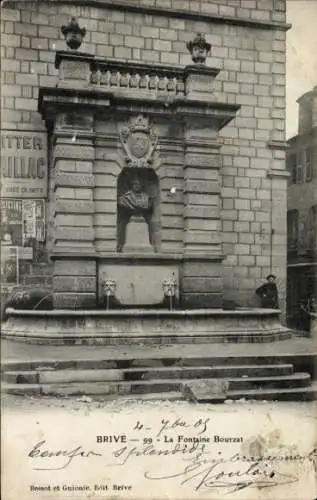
[1,0,290,312]
[286,85,317,328]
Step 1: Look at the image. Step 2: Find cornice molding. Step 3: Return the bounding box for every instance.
[2,0,291,31]
[267,169,290,179]
[267,140,290,151]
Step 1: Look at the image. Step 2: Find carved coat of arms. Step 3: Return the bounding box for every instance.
[119,115,157,168]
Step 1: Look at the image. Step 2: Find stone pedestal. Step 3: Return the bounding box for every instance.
[55,51,93,89]
[124,216,153,253]
[184,65,220,101]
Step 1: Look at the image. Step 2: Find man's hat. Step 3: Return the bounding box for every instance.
[266,274,276,280]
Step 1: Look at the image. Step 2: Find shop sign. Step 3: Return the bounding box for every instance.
[1,131,48,198]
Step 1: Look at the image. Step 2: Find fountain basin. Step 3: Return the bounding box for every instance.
[2,308,292,345]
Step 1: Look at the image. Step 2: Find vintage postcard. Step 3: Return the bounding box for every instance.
[1,0,316,499]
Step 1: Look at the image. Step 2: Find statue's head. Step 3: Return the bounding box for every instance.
[131,177,142,193]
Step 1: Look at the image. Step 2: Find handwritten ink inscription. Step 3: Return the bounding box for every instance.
[26,416,317,497]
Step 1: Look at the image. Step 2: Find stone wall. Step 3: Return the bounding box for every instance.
[1,0,289,312]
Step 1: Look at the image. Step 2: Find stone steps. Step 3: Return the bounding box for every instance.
[226,383,317,402]
[2,372,311,398]
[2,356,303,370]
[2,363,295,384]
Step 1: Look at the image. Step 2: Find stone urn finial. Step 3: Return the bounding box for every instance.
[186,33,211,64]
[61,17,86,50]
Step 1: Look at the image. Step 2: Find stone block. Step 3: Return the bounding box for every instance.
[182,262,222,278]
[59,60,91,86]
[223,232,238,243]
[141,50,160,63]
[2,8,20,21]
[221,209,238,221]
[95,201,117,213]
[182,379,229,403]
[161,228,183,243]
[238,211,255,222]
[55,214,93,227]
[185,180,220,194]
[55,200,94,214]
[234,244,250,255]
[55,173,95,189]
[53,292,96,309]
[185,219,219,231]
[94,187,116,201]
[161,52,179,64]
[140,26,159,38]
[54,260,96,276]
[186,194,219,206]
[159,28,177,41]
[161,215,183,229]
[75,189,93,201]
[185,70,219,99]
[38,25,59,38]
[15,98,36,110]
[125,35,145,48]
[239,255,256,266]
[186,206,220,219]
[239,188,256,199]
[223,59,241,71]
[54,188,75,200]
[94,227,117,240]
[222,199,234,210]
[54,145,94,161]
[184,231,221,245]
[31,38,49,50]
[235,199,250,210]
[185,155,221,169]
[55,227,95,241]
[180,292,223,309]
[94,213,116,227]
[53,276,96,293]
[2,34,20,47]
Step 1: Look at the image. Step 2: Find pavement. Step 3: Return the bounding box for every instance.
[2,335,317,364]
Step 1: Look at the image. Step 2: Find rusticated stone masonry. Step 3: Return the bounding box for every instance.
[1,0,289,313]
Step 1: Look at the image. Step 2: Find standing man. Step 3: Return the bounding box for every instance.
[256,274,279,309]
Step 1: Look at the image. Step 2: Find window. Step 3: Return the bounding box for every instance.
[287,210,298,250]
[274,0,286,12]
[296,163,304,183]
[304,148,312,182]
[299,103,313,133]
[287,154,297,184]
[308,205,317,251]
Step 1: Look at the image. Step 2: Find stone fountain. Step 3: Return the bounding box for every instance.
[3,24,290,344]
[4,22,314,402]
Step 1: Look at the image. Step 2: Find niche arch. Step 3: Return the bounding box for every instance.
[116,167,161,253]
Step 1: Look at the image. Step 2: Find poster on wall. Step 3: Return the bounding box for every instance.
[0,199,46,246]
[0,245,19,284]
[0,130,48,199]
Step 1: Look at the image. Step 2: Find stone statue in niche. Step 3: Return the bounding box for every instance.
[117,169,159,253]
[117,115,159,253]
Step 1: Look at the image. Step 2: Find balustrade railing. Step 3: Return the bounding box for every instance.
[90,60,185,97]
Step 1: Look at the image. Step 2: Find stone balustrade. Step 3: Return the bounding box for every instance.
[90,59,185,97]
[55,51,219,100]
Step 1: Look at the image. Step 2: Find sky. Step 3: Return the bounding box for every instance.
[286,0,317,139]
